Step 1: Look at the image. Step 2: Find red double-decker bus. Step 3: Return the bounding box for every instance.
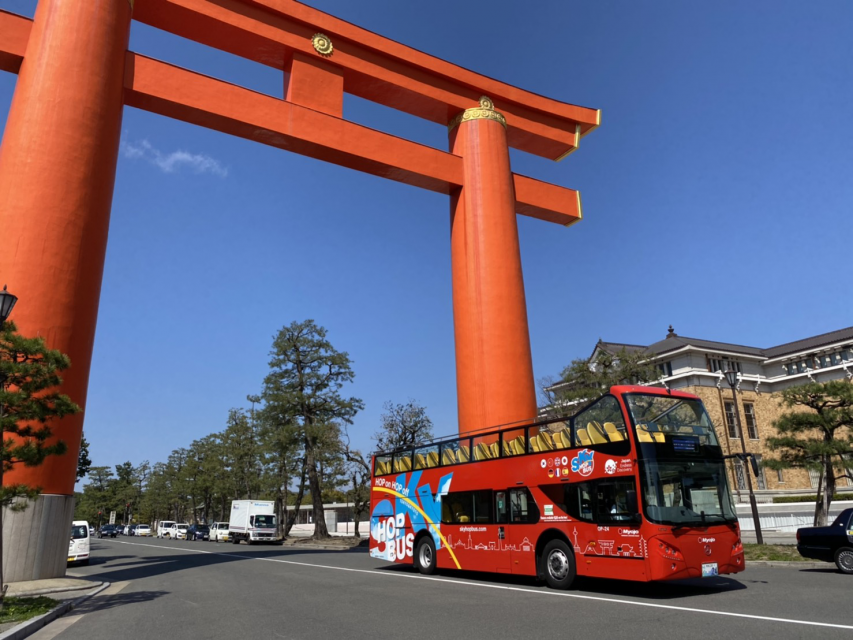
[369,386,744,588]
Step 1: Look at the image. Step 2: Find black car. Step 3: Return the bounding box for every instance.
[187,524,210,541]
[796,507,853,574]
[98,524,118,538]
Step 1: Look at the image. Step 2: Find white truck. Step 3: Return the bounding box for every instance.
[228,500,280,545]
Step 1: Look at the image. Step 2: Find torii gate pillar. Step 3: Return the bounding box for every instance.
[450,99,537,433]
[0,0,131,581]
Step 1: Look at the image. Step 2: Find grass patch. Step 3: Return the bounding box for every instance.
[744,544,808,562]
[0,596,58,624]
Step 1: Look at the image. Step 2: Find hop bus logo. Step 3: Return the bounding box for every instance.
[571,449,595,477]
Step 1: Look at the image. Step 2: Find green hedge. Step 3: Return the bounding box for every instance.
[772,494,849,504]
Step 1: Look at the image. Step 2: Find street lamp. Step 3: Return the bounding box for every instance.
[724,368,764,545]
[0,285,17,327]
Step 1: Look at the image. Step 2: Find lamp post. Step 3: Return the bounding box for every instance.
[724,369,764,545]
[0,285,17,328]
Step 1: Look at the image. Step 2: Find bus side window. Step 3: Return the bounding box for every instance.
[566,482,594,522]
[508,488,540,524]
[495,491,507,524]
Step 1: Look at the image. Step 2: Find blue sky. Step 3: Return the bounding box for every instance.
[1,1,851,476]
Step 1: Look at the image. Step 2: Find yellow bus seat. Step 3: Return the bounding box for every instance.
[377,461,391,475]
[473,443,489,461]
[489,442,500,458]
[400,456,412,471]
[503,440,514,456]
[513,436,526,455]
[558,430,573,449]
[652,431,666,443]
[414,453,427,470]
[539,433,556,450]
[636,425,653,442]
[530,436,541,453]
[458,445,470,463]
[426,451,439,468]
[551,430,566,450]
[587,421,608,444]
[442,448,457,465]
[603,422,625,441]
[575,428,592,446]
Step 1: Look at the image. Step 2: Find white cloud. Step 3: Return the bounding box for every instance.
[122,139,228,178]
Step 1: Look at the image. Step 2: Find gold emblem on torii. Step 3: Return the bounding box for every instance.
[448,96,507,132]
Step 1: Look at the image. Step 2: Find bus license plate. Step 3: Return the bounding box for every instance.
[702,562,718,577]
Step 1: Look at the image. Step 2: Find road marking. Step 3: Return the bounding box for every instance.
[28,582,128,640]
[112,540,853,631]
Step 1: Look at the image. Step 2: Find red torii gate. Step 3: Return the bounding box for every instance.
[0,0,599,579]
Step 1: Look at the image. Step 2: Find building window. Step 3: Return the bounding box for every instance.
[656,361,673,378]
[709,357,741,373]
[743,403,759,440]
[733,459,746,491]
[777,469,785,483]
[724,401,739,439]
[754,454,767,490]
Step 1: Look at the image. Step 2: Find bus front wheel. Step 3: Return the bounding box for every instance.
[415,537,437,575]
[541,539,576,589]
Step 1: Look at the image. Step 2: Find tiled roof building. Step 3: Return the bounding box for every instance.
[569,326,853,499]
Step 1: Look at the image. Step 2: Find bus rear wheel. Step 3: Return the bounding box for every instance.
[415,537,437,575]
[541,539,576,589]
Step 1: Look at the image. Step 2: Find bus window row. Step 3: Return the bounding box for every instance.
[441,488,540,525]
[374,395,632,476]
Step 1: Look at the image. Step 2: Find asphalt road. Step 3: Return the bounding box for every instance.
[37,537,852,640]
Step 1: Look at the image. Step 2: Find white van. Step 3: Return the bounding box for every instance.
[68,520,90,565]
[157,521,176,538]
[210,522,230,543]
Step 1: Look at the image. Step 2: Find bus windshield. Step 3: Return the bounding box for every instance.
[639,458,737,525]
[625,393,736,526]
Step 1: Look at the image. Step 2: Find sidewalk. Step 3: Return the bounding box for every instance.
[0,580,107,640]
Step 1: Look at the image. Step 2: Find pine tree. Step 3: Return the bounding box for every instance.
[765,381,853,526]
[1,320,80,608]
[262,320,362,539]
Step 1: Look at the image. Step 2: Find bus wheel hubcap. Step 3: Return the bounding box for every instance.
[548,550,569,580]
[421,545,432,567]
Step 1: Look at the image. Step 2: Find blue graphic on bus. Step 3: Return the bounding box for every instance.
[370,471,453,562]
[571,449,595,477]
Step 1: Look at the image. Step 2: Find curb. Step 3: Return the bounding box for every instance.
[9,581,104,598]
[0,582,110,640]
[747,560,827,569]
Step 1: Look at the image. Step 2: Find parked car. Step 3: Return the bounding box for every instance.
[167,523,190,540]
[129,524,140,536]
[187,524,210,541]
[210,522,230,543]
[98,524,118,538]
[89,525,95,536]
[68,520,90,565]
[136,524,152,537]
[157,521,176,538]
[797,508,853,574]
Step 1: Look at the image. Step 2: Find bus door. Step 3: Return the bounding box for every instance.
[498,488,539,575]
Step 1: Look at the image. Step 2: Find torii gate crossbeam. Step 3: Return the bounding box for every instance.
[0,0,599,581]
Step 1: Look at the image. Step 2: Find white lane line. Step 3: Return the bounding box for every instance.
[111,540,853,631]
